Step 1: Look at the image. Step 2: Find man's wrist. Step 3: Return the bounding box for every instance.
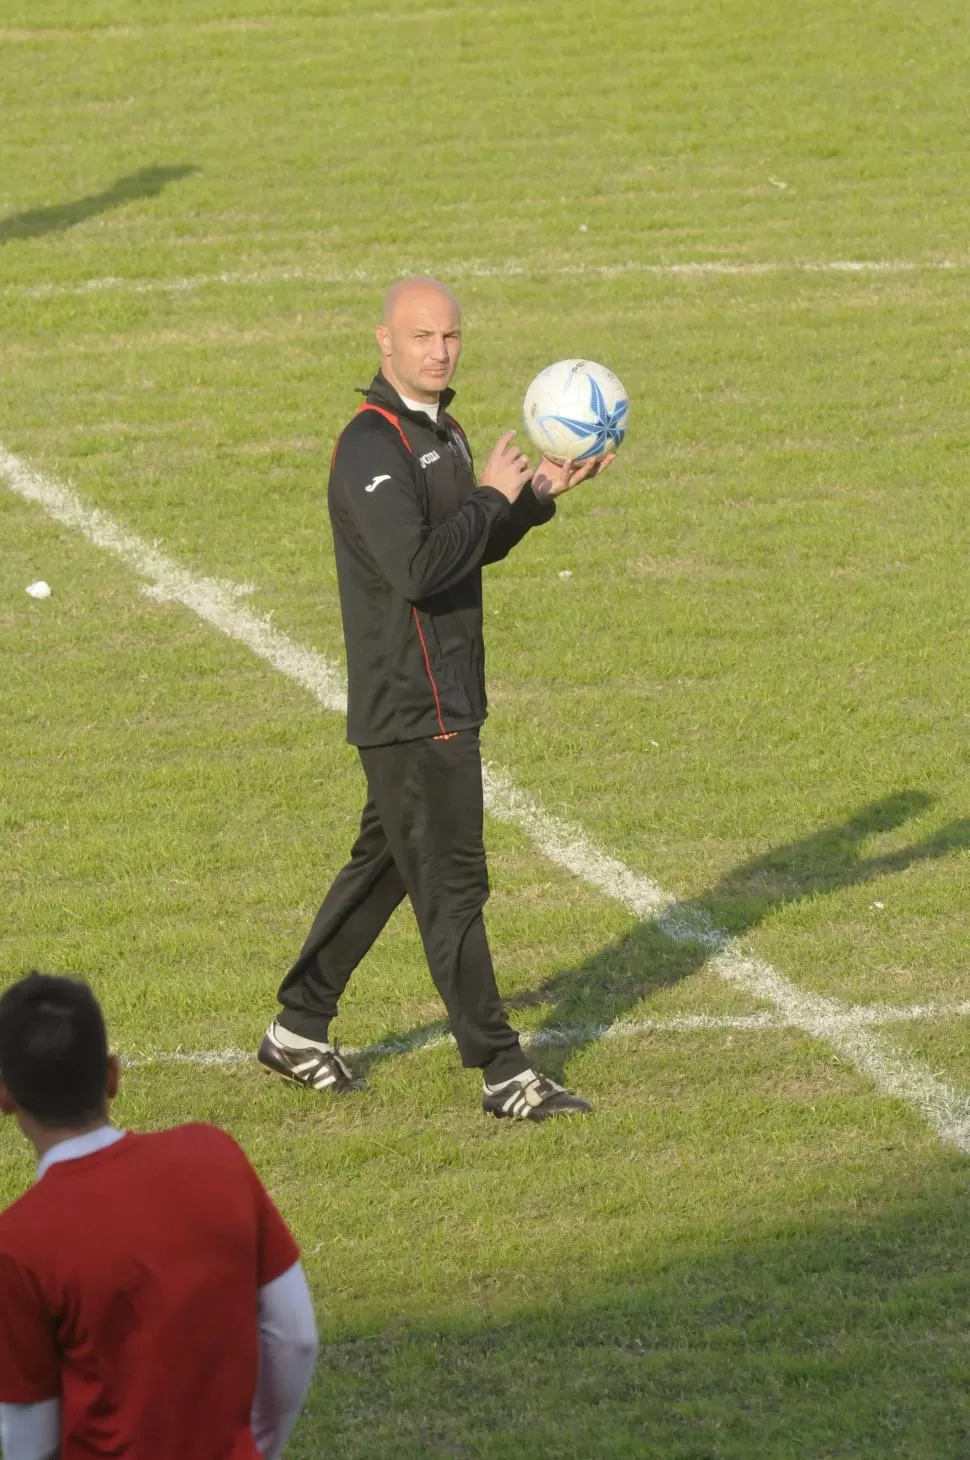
[518,482,557,520]
[477,483,514,513]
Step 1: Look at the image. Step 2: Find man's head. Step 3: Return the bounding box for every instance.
[0,972,117,1133]
[376,277,462,404]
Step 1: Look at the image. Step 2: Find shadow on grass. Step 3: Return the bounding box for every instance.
[297,1168,970,1459]
[351,790,970,1080]
[0,164,199,243]
[519,788,970,1078]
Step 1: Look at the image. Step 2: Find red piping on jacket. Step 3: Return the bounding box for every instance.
[355,403,414,453]
[410,606,449,737]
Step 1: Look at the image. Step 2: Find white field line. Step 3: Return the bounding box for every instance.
[5,256,969,302]
[0,446,346,715]
[123,1001,970,1070]
[0,8,519,41]
[3,442,970,1152]
[125,1015,782,1068]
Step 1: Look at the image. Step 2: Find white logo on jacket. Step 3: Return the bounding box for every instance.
[364,474,391,493]
[419,450,440,467]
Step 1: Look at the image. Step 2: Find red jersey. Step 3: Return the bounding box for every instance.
[0,1123,299,1459]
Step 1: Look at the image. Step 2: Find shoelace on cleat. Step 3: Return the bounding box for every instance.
[283,1043,351,1089]
[498,1073,567,1117]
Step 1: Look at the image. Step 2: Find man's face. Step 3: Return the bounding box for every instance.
[376,286,462,402]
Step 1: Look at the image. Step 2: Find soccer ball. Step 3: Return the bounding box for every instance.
[523,359,629,464]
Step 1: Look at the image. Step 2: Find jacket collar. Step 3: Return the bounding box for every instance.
[362,372,456,434]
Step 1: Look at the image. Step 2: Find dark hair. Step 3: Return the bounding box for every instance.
[0,973,109,1127]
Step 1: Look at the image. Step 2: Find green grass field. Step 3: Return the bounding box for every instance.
[3,1,970,1454]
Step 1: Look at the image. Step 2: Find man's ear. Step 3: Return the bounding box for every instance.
[0,1079,17,1117]
[375,324,391,359]
[105,1053,121,1103]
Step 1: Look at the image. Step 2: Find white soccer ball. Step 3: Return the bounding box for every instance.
[523,359,629,464]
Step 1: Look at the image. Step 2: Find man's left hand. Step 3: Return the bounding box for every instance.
[530,451,617,500]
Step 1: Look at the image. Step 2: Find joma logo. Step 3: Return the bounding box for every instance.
[419,450,440,467]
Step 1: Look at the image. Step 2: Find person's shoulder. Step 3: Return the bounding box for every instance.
[141,1122,249,1168]
[334,403,414,463]
[134,1125,263,1202]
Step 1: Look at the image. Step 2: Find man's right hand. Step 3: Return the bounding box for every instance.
[480,431,532,503]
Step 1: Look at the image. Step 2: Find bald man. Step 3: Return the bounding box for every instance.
[259,278,612,1120]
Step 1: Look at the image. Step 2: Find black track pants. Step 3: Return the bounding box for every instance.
[275,731,528,1081]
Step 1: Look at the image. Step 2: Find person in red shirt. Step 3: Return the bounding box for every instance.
[0,972,318,1460]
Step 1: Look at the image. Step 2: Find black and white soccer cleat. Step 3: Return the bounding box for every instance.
[257,1024,355,1093]
[482,1068,592,1122]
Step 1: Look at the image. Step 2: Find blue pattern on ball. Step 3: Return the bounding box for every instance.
[540,374,629,461]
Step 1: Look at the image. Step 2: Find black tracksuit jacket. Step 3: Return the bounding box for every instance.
[328,373,555,746]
